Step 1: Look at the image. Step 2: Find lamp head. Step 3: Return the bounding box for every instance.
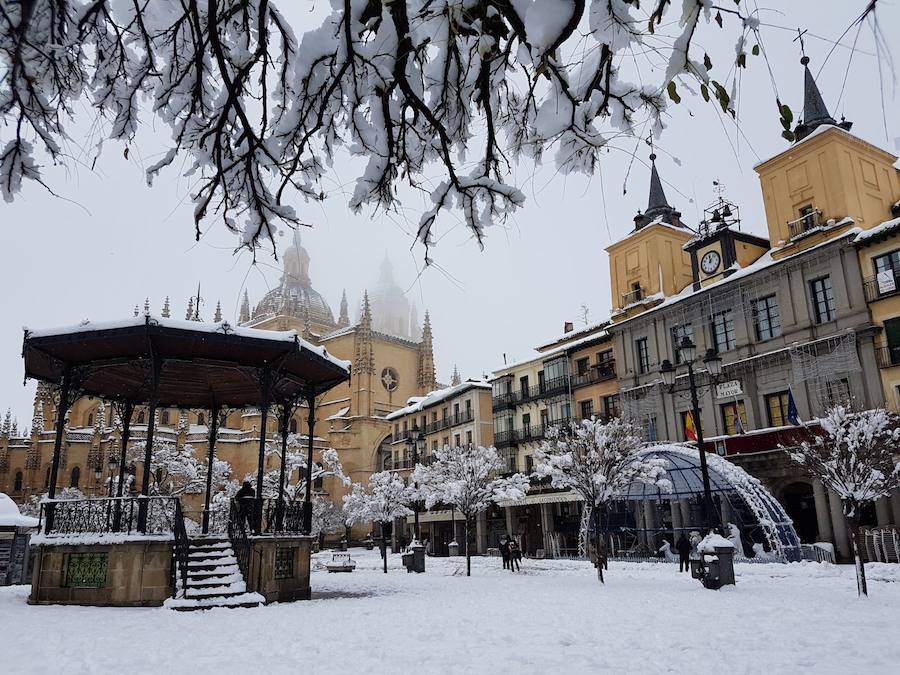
[703,348,723,378]
[679,336,696,363]
[660,359,676,387]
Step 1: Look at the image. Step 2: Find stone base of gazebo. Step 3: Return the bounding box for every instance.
[246,535,313,603]
[28,538,173,607]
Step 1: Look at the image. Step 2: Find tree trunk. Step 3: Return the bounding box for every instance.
[465,516,472,577]
[593,502,604,584]
[845,512,867,597]
[379,532,388,574]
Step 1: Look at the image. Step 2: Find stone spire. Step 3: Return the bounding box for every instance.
[338,289,350,327]
[185,297,194,321]
[161,296,171,318]
[451,365,461,387]
[143,297,151,315]
[214,300,222,322]
[793,56,852,142]
[354,291,375,375]
[32,386,45,435]
[95,401,105,431]
[1,409,10,436]
[417,311,436,392]
[133,304,139,318]
[239,290,251,324]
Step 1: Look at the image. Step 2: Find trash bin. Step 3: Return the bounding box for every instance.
[448,540,459,557]
[410,543,426,573]
[696,534,736,590]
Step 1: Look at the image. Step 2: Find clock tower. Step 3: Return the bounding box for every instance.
[684,194,770,290]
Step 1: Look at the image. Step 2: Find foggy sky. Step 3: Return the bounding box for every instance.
[1,1,897,426]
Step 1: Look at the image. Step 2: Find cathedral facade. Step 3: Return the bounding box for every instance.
[0,233,439,538]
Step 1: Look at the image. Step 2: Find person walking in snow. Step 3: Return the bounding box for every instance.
[675,533,692,573]
[509,539,521,572]
[499,535,511,570]
[235,481,255,529]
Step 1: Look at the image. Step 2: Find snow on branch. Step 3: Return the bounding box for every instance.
[343,470,415,526]
[1,0,789,254]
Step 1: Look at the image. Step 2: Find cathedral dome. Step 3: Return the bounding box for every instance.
[252,232,336,331]
[369,254,417,340]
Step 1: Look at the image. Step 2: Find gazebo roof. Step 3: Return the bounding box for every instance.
[23,315,351,408]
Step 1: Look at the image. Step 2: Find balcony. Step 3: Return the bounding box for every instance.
[787,209,822,240]
[494,429,518,449]
[863,269,900,302]
[491,392,516,411]
[876,345,900,369]
[423,409,475,435]
[621,286,644,306]
[571,361,616,389]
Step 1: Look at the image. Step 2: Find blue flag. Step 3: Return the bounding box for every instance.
[787,389,800,425]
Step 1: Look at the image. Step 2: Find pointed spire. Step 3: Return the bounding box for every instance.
[133,304,139,318]
[96,402,105,430]
[338,289,350,327]
[10,418,17,436]
[451,365,461,387]
[185,297,194,321]
[214,300,222,323]
[354,291,375,375]
[161,296,171,318]
[417,311,436,392]
[1,408,10,436]
[143,297,150,315]
[239,290,251,324]
[793,56,851,142]
[645,154,673,219]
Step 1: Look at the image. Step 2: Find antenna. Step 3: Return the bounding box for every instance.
[194,282,202,321]
[793,28,808,59]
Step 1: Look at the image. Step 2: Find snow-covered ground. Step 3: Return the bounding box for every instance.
[2,550,899,674]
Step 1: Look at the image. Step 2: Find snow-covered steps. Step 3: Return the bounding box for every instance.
[168,537,263,611]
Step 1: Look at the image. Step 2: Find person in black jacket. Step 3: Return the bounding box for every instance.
[675,533,692,572]
[499,535,511,569]
[509,539,521,572]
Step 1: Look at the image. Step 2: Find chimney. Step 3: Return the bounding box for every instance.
[564,321,574,333]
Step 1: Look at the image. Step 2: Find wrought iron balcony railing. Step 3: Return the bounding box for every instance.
[876,345,900,369]
[787,209,822,240]
[40,495,178,536]
[621,287,644,306]
[863,269,900,302]
[571,362,616,388]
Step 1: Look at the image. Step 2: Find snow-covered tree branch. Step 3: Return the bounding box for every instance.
[0,0,827,257]
[344,470,415,573]
[788,406,900,597]
[414,443,528,576]
[533,416,668,582]
[249,435,348,502]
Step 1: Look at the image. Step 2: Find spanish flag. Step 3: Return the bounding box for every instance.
[685,411,698,442]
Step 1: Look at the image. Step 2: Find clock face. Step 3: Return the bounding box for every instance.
[701,250,721,274]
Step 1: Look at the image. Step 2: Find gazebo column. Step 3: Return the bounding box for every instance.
[138,356,161,533]
[113,401,134,532]
[202,402,220,534]
[302,390,317,535]
[275,402,292,531]
[254,369,272,535]
[45,366,73,532]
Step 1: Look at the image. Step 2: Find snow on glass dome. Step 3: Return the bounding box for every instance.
[617,444,802,562]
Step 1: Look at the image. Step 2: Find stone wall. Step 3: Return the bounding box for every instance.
[246,536,311,603]
[29,539,173,606]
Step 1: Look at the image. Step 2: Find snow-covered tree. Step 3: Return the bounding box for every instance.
[343,471,416,573]
[19,486,85,518]
[1,0,857,256]
[129,441,232,499]
[249,435,348,502]
[788,406,900,597]
[534,417,669,582]
[311,497,346,544]
[414,444,529,576]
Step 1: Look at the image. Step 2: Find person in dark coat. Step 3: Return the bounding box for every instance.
[509,539,521,572]
[235,481,255,528]
[675,533,692,572]
[499,535,511,569]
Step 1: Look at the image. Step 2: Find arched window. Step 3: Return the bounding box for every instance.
[161,410,170,425]
[13,470,23,492]
[289,418,298,434]
[137,411,146,424]
[70,466,81,488]
[313,464,324,491]
[197,412,206,426]
[44,466,51,488]
[87,413,94,427]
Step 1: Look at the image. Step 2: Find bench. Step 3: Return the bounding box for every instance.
[325,552,356,573]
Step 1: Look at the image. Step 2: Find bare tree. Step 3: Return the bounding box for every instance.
[534,416,669,583]
[788,406,900,596]
[2,0,855,257]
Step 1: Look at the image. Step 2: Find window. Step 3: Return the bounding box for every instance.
[13,470,23,492]
[580,400,594,420]
[525,455,534,472]
[453,403,460,419]
[635,338,650,374]
[544,357,568,383]
[313,464,324,490]
[466,430,472,446]
[161,410,170,425]
[70,466,81,488]
[576,358,590,376]
[548,400,571,424]
[765,391,790,427]
[603,395,620,420]
[465,399,472,418]
[537,371,545,392]
[87,413,94,427]
[454,434,461,447]
[137,411,146,424]
[442,436,449,447]
[645,416,658,442]
[825,378,851,407]
[442,407,448,422]
[539,409,548,430]
[521,413,531,437]
[810,276,836,323]
[631,282,643,301]
[710,310,736,352]
[885,317,900,366]
[196,412,205,426]
[597,350,614,365]
[672,323,694,364]
[873,249,900,291]
[432,440,438,452]
[289,418,298,434]
[752,295,782,341]
[720,401,748,435]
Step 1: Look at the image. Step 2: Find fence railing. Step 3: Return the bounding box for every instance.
[172,500,190,596]
[863,269,900,302]
[859,526,900,563]
[227,500,251,579]
[875,345,900,369]
[40,496,178,536]
[787,209,822,240]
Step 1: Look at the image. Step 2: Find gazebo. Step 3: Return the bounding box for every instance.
[22,314,350,606]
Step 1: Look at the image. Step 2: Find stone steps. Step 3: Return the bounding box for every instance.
[168,537,263,611]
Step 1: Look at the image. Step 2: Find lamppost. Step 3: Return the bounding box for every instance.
[406,424,426,543]
[660,336,723,534]
[106,454,117,497]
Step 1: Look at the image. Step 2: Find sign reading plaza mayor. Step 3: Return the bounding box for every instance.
[715,380,743,399]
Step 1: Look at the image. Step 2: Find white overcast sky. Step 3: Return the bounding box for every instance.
[1,1,898,426]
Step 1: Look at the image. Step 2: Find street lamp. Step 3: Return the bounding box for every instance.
[660,338,722,534]
[107,454,118,498]
[407,424,423,543]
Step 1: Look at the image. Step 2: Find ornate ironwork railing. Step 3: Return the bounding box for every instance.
[228,499,251,579]
[172,499,190,597]
[786,208,822,240]
[40,496,178,536]
[260,498,306,535]
[864,270,900,302]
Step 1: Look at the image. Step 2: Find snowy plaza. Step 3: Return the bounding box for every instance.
[2,549,899,674]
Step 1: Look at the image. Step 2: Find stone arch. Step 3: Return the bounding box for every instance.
[70,466,81,489]
[375,434,393,471]
[13,470,23,492]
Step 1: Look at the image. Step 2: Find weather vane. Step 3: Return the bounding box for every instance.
[793,28,808,60]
